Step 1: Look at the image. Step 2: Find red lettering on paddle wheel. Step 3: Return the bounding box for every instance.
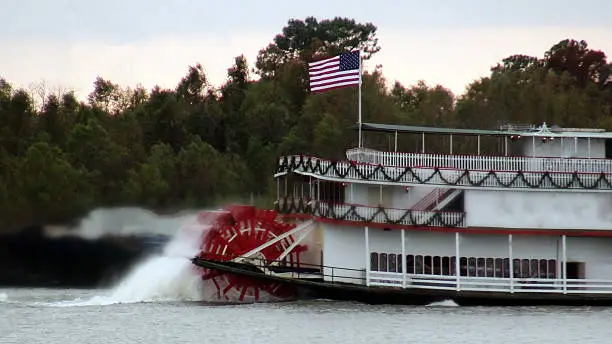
[196,205,308,302]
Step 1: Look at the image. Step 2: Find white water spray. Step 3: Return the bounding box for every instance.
[0,293,8,302]
[51,213,215,307]
[426,299,459,307]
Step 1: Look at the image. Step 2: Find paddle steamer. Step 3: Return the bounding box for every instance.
[191,121,612,306]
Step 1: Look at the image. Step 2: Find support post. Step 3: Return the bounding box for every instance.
[401,229,406,288]
[504,136,508,156]
[562,235,567,293]
[450,134,453,155]
[455,232,460,291]
[365,226,370,286]
[509,234,514,293]
[358,52,363,148]
[588,138,591,158]
[477,136,481,155]
[394,131,398,152]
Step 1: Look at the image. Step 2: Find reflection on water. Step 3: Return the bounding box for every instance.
[1,288,611,344]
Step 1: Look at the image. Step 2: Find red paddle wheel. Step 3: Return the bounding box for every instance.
[195,205,308,302]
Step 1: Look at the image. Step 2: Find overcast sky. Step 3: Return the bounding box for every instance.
[2,0,611,99]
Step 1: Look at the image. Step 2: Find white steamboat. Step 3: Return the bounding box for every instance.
[193,121,612,306]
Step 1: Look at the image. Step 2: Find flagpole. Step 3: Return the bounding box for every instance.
[358,51,363,148]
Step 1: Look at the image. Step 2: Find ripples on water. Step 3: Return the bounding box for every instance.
[1,288,611,344]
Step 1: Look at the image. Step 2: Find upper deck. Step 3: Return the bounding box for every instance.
[276,122,612,191]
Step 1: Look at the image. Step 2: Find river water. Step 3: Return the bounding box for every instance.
[1,287,611,344]
[2,213,612,344]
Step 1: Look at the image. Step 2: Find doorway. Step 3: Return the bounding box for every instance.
[566,262,585,279]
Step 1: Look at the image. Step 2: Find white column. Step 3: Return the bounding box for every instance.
[450,134,453,154]
[562,235,567,293]
[504,136,508,156]
[477,136,481,155]
[401,229,406,288]
[509,234,514,293]
[365,226,370,287]
[394,131,398,152]
[588,138,591,158]
[574,137,578,154]
[455,232,460,291]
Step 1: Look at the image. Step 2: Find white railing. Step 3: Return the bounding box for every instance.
[368,271,612,294]
[279,155,612,190]
[346,147,612,174]
[277,198,466,228]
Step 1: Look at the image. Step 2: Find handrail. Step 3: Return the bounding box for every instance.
[277,155,612,191]
[195,255,612,295]
[411,188,452,211]
[275,197,467,228]
[346,147,612,174]
[369,271,612,294]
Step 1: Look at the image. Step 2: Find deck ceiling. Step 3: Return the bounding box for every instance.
[359,122,612,139]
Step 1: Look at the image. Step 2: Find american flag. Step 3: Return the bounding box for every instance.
[308,51,361,93]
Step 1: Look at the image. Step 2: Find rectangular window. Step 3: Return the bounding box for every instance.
[397,254,403,273]
[433,256,442,275]
[415,255,424,274]
[442,256,451,276]
[424,256,432,274]
[388,254,397,273]
[370,252,379,271]
[379,253,388,272]
[406,255,415,274]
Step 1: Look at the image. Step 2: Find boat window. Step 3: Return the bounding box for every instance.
[442,256,451,275]
[432,256,441,275]
[388,254,397,272]
[424,255,432,274]
[397,254,403,273]
[521,259,531,278]
[406,255,415,274]
[513,259,521,278]
[494,258,503,277]
[476,258,486,277]
[502,258,510,278]
[460,257,468,276]
[379,253,388,272]
[468,257,477,277]
[372,251,557,280]
[370,252,379,271]
[547,259,556,278]
[415,255,424,274]
[530,259,540,278]
[486,258,495,277]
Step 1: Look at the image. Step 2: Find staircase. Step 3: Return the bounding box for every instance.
[411,188,462,211]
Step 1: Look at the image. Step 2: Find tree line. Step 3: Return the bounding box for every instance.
[0,17,611,231]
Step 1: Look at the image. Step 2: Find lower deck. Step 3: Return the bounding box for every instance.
[321,224,612,295]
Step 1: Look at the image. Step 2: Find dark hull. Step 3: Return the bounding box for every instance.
[192,258,612,307]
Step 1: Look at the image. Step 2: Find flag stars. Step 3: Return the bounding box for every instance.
[340,51,360,71]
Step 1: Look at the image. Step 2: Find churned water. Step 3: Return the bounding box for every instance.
[2,212,612,343]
